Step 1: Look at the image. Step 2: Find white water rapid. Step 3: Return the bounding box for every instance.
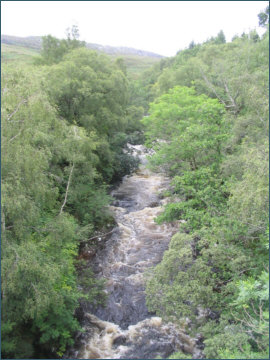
[67,145,203,359]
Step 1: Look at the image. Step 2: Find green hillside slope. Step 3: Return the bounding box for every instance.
[1,34,164,78]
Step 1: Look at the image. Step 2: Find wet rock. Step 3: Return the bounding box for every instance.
[74,305,85,322]
[149,201,159,208]
[195,333,205,350]
[207,309,220,321]
[113,335,127,346]
[120,327,175,359]
[77,247,96,261]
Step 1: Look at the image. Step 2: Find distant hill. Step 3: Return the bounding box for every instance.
[1,34,164,78]
[1,35,42,49]
[1,34,164,58]
[85,42,164,58]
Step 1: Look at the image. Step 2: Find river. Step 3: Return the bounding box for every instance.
[66,145,203,359]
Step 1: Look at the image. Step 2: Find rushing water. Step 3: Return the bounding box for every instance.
[67,145,203,359]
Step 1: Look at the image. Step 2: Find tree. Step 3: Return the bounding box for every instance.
[249,29,260,42]
[1,63,109,358]
[39,35,69,64]
[188,40,196,49]
[38,27,85,65]
[1,65,82,358]
[142,28,269,359]
[142,86,225,173]
[258,5,269,27]
[215,30,226,44]
[65,24,85,50]
[66,24,80,41]
[115,57,127,75]
[216,30,226,44]
[45,48,128,132]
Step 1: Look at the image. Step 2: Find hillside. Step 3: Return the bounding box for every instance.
[1,43,39,63]
[1,34,164,77]
[1,34,164,58]
[1,35,42,49]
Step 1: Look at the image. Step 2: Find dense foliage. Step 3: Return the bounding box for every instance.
[1,34,142,358]
[38,25,86,65]
[143,21,269,359]
[2,9,269,359]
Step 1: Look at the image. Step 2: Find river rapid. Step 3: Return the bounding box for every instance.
[67,145,203,359]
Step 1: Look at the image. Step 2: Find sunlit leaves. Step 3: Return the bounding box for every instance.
[143,86,225,173]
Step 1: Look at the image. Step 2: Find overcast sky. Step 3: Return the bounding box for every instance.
[1,1,268,56]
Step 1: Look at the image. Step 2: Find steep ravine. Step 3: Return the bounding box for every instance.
[66,145,203,359]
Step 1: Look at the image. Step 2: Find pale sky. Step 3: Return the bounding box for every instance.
[1,1,268,56]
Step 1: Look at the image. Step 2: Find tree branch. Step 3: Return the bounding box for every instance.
[59,162,74,215]
[7,99,27,122]
[1,209,6,241]
[199,68,226,106]
[8,127,23,143]
[87,228,115,242]
[223,79,238,113]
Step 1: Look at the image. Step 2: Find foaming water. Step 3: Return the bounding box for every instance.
[75,314,197,359]
[67,145,203,359]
